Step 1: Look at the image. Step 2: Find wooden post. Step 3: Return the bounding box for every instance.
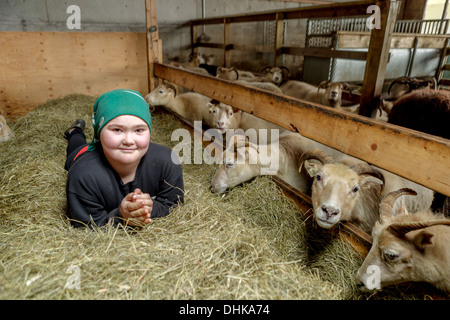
[224,18,231,67]
[145,0,162,92]
[191,23,199,55]
[274,12,285,66]
[359,0,399,117]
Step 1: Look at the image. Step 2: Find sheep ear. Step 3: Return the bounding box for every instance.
[303,160,321,178]
[413,230,434,251]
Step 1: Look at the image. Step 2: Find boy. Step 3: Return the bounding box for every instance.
[64,89,184,228]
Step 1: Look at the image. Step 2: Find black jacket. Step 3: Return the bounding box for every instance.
[66,142,184,228]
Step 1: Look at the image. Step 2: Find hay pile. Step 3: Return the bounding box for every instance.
[0,94,432,300]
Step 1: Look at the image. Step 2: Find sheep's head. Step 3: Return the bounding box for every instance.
[207,99,241,133]
[0,115,14,143]
[387,76,437,98]
[299,150,383,229]
[188,52,205,66]
[318,81,351,107]
[210,135,261,194]
[145,82,177,106]
[356,188,450,292]
[262,66,290,86]
[216,67,239,81]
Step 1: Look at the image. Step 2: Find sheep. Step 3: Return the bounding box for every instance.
[298,149,434,232]
[168,57,211,77]
[145,82,214,127]
[356,188,450,294]
[386,76,437,101]
[216,67,257,81]
[234,80,283,94]
[280,80,352,109]
[210,132,312,194]
[206,99,240,134]
[216,67,239,81]
[210,132,360,194]
[387,88,450,140]
[379,77,438,117]
[0,115,14,143]
[182,52,205,68]
[246,66,290,86]
[205,100,286,144]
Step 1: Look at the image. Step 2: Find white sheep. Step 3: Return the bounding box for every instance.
[205,100,286,144]
[145,82,214,127]
[216,67,239,81]
[356,188,450,294]
[246,66,290,86]
[210,132,309,194]
[299,149,434,232]
[0,115,14,143]
[234,80,283,94]
[280,80,352,109]
[206,99,240,134]
[216,67,256,81]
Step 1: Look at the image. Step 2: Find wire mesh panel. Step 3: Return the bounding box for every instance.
[307,17,450,48]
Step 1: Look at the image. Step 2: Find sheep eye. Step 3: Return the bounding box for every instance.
[384,251,399,262]
[159,90,164,94]
[225,162,234,169]
[352,186,359,193]
[316,175,321,181]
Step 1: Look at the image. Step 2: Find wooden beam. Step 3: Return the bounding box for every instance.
[190,0,374,26]
[145,0,162,92]
[268,0,334,4]
[154,63,450,197]
[283,46,368,60]
[359,0,400,117]
[274,13,285,66]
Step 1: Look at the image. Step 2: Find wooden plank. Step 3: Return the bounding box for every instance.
[154,63,450,197]
[283,46,368,60]
[0,31,148,119]
[338,31,449,49]
[145,0,162,92]
[190,0,374,26]
[359,0,400,117]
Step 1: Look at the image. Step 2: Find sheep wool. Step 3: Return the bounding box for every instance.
[88,89,151,151]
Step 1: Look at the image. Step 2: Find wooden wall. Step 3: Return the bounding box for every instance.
[0,32,148,119]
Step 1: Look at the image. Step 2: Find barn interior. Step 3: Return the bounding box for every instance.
[0,0,449,301]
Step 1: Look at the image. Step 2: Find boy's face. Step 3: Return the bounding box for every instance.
[100,115,150,168]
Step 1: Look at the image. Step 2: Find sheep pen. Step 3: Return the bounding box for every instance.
[0,94,442,300]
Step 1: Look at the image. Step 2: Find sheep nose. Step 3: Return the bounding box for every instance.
[321,204,340,218]
[217,121,225,127]
[356,281,365,290]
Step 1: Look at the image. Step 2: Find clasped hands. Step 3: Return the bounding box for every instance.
[120,188,153,226]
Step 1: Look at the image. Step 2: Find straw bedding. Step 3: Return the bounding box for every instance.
[0,94,434,300]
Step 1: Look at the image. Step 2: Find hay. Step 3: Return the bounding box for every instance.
[0,94,434,300]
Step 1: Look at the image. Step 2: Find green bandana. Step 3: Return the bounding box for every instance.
[88,89,151,151]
